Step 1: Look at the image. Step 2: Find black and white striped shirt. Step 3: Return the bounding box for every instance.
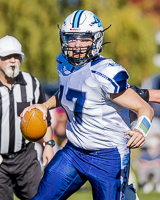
[0,71,48,154]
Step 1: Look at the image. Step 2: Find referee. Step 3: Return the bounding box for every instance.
[0,35,54,200]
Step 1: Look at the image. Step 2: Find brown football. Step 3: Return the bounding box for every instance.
[20,108,47,142]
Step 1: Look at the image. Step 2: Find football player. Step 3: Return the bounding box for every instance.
[21,10,153,200]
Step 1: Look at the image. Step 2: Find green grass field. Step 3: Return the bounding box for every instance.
[14,182,160,200]
[69,189,160,200]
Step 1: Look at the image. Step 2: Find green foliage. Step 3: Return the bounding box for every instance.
[80,0,158,85]
[103,4,157,85]
[0,0,61,81]
[0,0,158,85]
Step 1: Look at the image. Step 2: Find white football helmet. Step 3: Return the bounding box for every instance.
[59,10,104,65]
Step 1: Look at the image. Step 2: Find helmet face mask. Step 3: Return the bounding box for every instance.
[60,33,94,65]
[59,10,104,66]
[64,45,92,66]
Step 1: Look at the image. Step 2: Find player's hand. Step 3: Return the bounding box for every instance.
[125,129,146,149]
[20,103,48,120]
[42,145,54,167]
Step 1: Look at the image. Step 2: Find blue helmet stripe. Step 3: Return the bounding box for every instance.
[72,10,85,28]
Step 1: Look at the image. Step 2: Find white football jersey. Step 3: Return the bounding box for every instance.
[56,53,131,152]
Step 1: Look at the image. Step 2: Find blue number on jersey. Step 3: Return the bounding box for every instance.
[59,85,64,102]
[59,85,86,124]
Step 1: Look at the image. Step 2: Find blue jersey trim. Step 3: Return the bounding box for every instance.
[113,71,129,92]
[113,71,129,82]
[91,56,106,66]
[91,70,118,93]
[72,10,85,28]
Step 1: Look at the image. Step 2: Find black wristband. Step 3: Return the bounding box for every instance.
[130,85,149,102]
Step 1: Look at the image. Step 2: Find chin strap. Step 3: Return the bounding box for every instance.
[103,24,112,32]
[102,24,112,46]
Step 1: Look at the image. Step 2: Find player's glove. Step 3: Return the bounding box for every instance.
[130,85,149,102]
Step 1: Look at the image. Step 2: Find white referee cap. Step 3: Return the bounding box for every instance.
[0,35,24,57]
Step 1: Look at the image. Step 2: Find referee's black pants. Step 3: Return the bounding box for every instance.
[0,143,42,200]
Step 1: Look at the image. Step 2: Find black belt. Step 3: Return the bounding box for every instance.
[0,142,31,159]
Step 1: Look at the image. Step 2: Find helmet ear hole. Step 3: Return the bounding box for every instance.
[91,31,104,56]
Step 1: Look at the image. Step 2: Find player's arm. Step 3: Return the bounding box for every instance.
[40,91,61,165]
[42,126,54,166]
[36,84,58,165]
[20,90,60,120]
[130,85,160,103]
[110,88,154,149]
[43,90,61,110]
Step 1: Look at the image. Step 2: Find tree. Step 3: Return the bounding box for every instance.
[80,0,158,85]
[0,0,158,85]
[0,0,62,81]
